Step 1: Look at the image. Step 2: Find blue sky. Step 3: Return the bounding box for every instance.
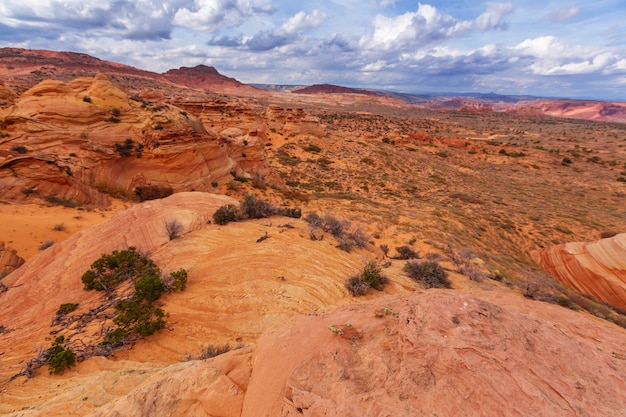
[0,1,625,99]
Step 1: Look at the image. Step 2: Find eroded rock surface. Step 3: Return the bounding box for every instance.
[535,233,626,308]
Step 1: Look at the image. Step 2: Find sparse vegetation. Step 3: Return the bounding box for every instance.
[213,194,301,225]
[304,212,369,252]
[94,181,135,201]
[44,195,79,208]
[404,261,451,289]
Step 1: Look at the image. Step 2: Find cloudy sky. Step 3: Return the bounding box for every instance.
[0,0,625,99]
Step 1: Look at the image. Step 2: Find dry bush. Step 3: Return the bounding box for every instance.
[134,185,173,201]
[38,240,54,250]
[305,212,369,252]
[394,245,420,259]
[165,219,184,240]
[404,261,451,289]
[94,181,135,201]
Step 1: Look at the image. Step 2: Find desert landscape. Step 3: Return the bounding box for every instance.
[0,48,625,416]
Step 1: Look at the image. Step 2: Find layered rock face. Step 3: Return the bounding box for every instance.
[9,291,625,417]
[0,75,276,206]
[534,233,626,308]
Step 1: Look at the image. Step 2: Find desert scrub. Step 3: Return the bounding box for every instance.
[44,195,79,208]
[404,260,451,289]
[213,194,301,225]
[305,212,369,252]
[134,184,173,201]
[345,260,389,296]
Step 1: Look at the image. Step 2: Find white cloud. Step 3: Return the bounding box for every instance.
[514,36,625,76]
[360,2,513,52]
[475,2,514,31]
[173,0,274,31]
[280,9,326,35]
[540,7,580,23]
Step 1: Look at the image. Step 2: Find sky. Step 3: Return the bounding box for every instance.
[0,1,625,100]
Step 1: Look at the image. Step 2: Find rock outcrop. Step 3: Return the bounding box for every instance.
[0,75,277,206]
[534,233,626,308]
[0,241,24,278]
[5,289,625,416]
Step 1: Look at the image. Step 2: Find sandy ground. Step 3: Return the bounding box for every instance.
[0,200,130,260]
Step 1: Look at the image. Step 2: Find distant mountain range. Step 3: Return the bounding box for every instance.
[1,47,625,122]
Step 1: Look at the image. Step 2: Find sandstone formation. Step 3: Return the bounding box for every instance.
[534,233,626,308]
[0,192,382,397]
[514,99,626,123]
[0,75,276,207]
[5,290,625,416]
[0,241,24,278]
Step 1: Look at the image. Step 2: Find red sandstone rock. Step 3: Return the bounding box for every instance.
[534,233,626,308]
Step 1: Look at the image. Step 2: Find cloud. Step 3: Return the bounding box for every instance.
[0,0,177,40]
[281,10,325,34]
[0,0,276,41]
[540,7,580,23]
[514,36,626,76]
[173,0,275,31]
[359,2,513,53]
[208,9,325,51]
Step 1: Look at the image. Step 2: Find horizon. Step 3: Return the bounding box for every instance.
[0,1,625,101]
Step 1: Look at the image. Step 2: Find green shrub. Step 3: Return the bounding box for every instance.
[170,269,188,291]
[56,303,79,316]
[404,260,451,289]
[134,274,165,303]
[101,328,129,346]
[94,181,135,201]
[44,336,76,375]
[113,300,166,337]
[361,260,389,290]
[81,247,160,292]
[345,260,389,296]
